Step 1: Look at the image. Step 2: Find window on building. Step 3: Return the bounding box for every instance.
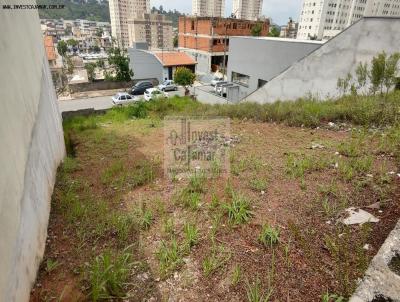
[232,71,250,87]
[258,79,268,88]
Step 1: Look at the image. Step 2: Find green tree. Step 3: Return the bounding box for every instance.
[174,67,195,95]
[355,62,368,93]
[370,52,387,95]
[268,26,280,37]
[67,38,79,47]
[66,56,74,75]
[383,53,400,94]
[95,28,103,38]
[173,35,178,48]
[107,47,133,82]
[92,45,101,53]
[57,40,68,57]
[85,63,97,82]
[251,23,263,37]
[337,73,353,96]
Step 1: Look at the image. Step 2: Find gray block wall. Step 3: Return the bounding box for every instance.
[246,17,400,103]
[0,1,65,301]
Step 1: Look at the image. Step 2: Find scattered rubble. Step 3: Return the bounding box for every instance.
[310,143,325,149]
[340,207,380,225]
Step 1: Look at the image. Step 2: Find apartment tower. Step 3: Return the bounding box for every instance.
[192,0,226,17]
[128,14,173,50]
[232,0,263,21]
[297,0,400,40]
[109,0,150,48]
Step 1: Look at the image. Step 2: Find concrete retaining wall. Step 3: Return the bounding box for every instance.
[246,17,400,103]
[69,80,134,93]
[0,1,65,301]
[350,220,400,301]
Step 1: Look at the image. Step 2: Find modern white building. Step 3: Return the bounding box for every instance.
[192,0,226,17]
[128,13,173,50]
[232,0,263,21]
[109,0,150,48]
[297,0,400,40]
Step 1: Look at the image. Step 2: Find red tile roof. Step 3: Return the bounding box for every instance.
[154,52,196,67]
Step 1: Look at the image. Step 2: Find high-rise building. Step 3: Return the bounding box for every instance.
[232,0,263,21]
[128,13,173,50]
[192,0,226,17]
[297,0,400,40]
[280,18,299,39]
[109,0,150,48]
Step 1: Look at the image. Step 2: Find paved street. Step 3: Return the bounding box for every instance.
[59,96,113,112]
[58,88,185,113]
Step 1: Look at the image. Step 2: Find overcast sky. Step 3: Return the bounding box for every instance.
[150,0,303,25]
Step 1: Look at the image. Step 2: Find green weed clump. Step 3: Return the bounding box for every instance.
[183,222,199,250]
[87,248,133,301]
[258,224,280,247]
[245,277,273,302]
[156,238,184,278]
[285,153,332,178]
[202,244,231,277]
[224,193,253,225]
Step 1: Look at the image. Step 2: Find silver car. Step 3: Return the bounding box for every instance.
[112,92,137,105]
[158,80,178,92]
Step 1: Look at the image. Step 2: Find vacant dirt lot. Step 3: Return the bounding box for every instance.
[30,117,400,302]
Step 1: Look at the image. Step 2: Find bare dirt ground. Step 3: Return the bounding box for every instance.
[30,119,400,302]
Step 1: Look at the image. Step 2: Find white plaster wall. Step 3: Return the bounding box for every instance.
[246,17,400,103]
[227,37,323,95]
[128,47,163,83]
[0,1,65,301]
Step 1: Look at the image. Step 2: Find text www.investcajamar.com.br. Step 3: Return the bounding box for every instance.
[2,4,65,9]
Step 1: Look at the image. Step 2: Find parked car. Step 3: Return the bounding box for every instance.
[211,76,225,86]
[214,81,228,93]
[158,80,178,92]
[144,88,168,101]
[130,81,153,95]
[112,92,137,105]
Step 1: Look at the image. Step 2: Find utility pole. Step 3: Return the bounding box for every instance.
[222,23,227,78]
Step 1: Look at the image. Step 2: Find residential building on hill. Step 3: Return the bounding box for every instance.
[232,0,263,21]
[297,0,400,40]
[109,0,150,48]
[192,0,226,17]
[128,13,173,50]
[280,18,299,38]
[178,16,269,74]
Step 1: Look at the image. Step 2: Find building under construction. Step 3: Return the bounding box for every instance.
[178,16,269,74]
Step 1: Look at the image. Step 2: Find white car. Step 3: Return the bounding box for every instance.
[112,92,137,105]
[158,80,178,92]
[144,88,168,101]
